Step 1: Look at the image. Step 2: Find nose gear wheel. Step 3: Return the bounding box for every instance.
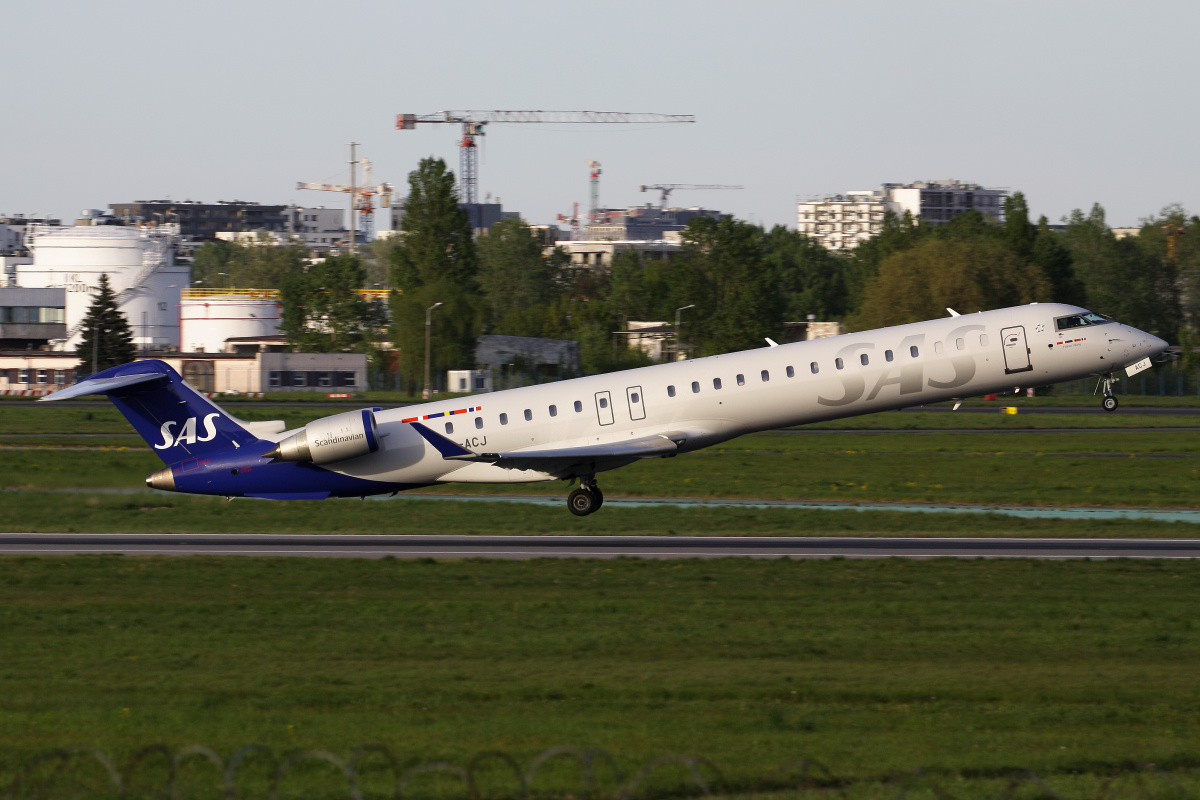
[1095,373,1120,412]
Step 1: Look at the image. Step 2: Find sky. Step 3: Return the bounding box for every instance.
[3,0,1197,231]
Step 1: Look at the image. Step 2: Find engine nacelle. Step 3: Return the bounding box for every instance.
[264,409,381,465]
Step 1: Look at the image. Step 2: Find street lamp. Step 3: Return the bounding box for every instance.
[424,301,443,399]
[674,304,695,361]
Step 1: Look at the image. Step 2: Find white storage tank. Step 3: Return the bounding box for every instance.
[18,224,187,350]
[180,289,282,353]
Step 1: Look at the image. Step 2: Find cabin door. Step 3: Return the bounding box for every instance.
[1000,326,1033,374]
[594,390,615,425]
[625,386,646,420]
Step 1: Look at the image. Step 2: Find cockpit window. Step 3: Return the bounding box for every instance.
[1055,311,1111,331]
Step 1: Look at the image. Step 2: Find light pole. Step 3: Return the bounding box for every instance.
[424,301,443,399]
[674,304,695,361]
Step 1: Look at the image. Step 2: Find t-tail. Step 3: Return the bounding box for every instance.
[39,360,259,462]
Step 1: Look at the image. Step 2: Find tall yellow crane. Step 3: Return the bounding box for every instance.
[395,110,696,205]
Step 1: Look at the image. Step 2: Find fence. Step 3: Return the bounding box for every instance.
[3,745,1198,800]
[1054,365,1200,396]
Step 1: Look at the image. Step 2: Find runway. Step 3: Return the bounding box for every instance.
[3,533,1200,559]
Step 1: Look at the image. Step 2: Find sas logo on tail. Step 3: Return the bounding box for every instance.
[154,414,221,449]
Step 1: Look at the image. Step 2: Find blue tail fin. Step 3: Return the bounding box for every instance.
[40,360,259,463]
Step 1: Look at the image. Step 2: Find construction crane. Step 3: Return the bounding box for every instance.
[297,143,394,252]
[557,202,582,241]
[395,111,696,205]
[639,184,744,209]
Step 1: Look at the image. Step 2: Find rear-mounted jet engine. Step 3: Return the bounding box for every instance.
[264,409,381,464]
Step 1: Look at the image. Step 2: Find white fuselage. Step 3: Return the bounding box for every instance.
[310,303,1166,487]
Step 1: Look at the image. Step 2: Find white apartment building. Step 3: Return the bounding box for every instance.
[797,180,1008,250]
[796,191,890,251]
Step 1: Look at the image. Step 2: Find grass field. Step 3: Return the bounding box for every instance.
[2,557,1200,795]
[2,426,1199,509]
[2,491,1196,538]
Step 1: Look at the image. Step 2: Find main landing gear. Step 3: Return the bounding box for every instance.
[568,477,604,517]
[1096,373,1119,412]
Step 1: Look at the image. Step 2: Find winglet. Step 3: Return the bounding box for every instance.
[410,421,475,459]
[765,338,779,347]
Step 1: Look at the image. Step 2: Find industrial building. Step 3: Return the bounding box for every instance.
[18,223,186,351]
[179,288,282,353]
[0,350,367,395]
[797,180,1008,250]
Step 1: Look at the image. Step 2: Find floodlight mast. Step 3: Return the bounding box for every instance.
[395,111,696,205]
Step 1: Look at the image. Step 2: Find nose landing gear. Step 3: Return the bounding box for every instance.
[567,477,604,516]
[1096,373,1119,412]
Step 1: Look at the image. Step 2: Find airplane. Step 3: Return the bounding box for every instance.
[40,302,1169,516]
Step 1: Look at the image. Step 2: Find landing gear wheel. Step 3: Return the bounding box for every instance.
[1103,395,1118,412]
[592,486,604,510]
[568,488,600,516]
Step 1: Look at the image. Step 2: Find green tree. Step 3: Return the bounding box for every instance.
[1003,192,1038,259]
[1031,216,1084,305]
[766,225,850,321]
[191,236,307,289]
[851,238,1052,330]
[1061,204,1180,339]
[676,217,784,356]
[606,249,651,326]
[75,273,136,375]
[388,158,480,389]
[844,210,925,309]
[477,218,558,332]
[280,255,384,352]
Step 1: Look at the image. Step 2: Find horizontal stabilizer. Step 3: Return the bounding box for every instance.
[38,372,165,402]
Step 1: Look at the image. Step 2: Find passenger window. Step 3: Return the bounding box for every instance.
[692,381,700,393]
[885,350,893,362]
[859,354,869,366]
[631,392,639,403]
[736,374,745,386]
[934,341,944,354]
[810,362,819,374]
[786,366,795,378]
[445,422,454,434]
[500,413,508,425]
[956,338,965,350]
[599,397,608,409]
[668,385,676,397]
[761,369,769,382]
[910,345,919,358]
[549,405,557,417]
[524,409,533,420]
[474,417,483,429]
[574,400,582,412]
[713,377,723,390]
[979,334,989,347]
[835,358,844,370]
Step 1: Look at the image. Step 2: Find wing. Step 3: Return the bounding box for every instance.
[409,421,681,478]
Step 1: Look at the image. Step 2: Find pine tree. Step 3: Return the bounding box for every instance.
[388,158,480,389]
[74,273,136,376]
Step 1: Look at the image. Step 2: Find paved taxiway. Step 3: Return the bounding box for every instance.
[3,533,1200,559]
